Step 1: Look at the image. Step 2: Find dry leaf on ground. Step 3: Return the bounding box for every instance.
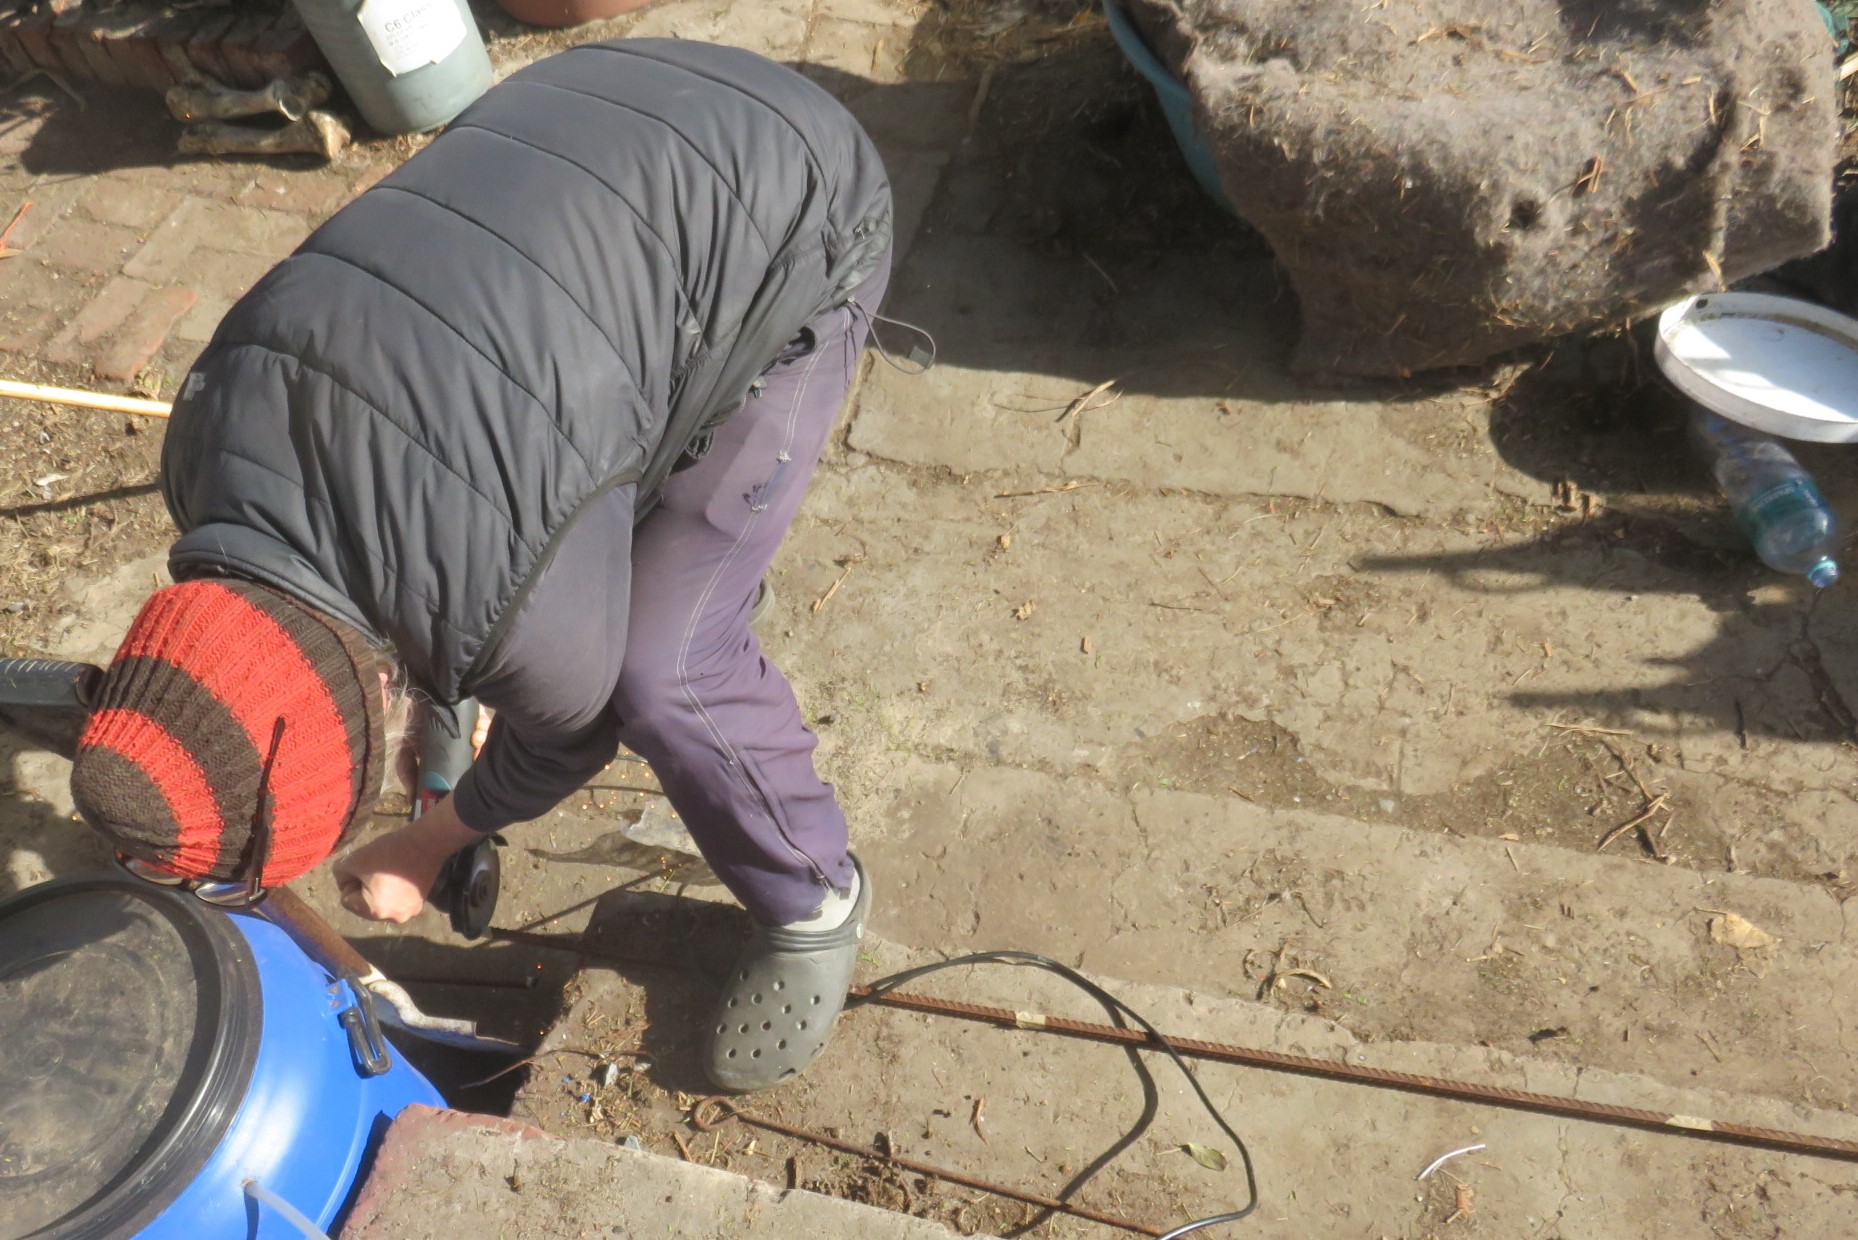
[1182,1142,1227,1171]
[1707,911,1777,950]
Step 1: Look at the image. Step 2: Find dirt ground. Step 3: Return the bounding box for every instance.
[4,2,1858,1238]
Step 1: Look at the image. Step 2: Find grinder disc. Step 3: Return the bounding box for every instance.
[432,835,500,940]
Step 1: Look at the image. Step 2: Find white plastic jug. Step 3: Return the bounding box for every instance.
[291,0,492,135]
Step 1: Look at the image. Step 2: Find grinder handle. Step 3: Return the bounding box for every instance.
[413,697,480,818]
[412,698,500,937]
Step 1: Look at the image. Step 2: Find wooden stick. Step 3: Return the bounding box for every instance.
[1544,721,1632,737]
[0,378,170,418]
[1596,793,1669,853]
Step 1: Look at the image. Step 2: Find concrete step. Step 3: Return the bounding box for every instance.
[515,897,1858,1239]
[859,761,1858,1115]
[340,1104,959,1240]
[13,545,1852,1128]
[768,461,1858,887]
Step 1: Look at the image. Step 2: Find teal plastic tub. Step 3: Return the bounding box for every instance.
[1101,0,1235,212]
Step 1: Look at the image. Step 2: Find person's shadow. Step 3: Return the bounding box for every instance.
[1353,496,1858,746]
[0,738,113,898]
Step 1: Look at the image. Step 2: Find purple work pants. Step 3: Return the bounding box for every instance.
[609,257,890,926]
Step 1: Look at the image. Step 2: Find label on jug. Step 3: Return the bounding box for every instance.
[358,0,468,77]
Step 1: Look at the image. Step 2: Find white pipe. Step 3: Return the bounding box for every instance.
[1416,1142,1487,1181]
[243,1178,333,1240]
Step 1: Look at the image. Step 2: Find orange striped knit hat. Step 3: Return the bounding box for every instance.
[70,579,385,886]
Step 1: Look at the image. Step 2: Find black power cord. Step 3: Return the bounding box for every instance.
[850,950,1259,1238]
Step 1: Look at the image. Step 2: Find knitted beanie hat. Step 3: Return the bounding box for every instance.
[71,579,385,886]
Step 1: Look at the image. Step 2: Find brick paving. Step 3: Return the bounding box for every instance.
[0,169,373,387]
[0,1,322,94]
[0,0,914,395]
[0,94,400,391]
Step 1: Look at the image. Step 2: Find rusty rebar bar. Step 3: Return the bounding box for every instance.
[844,985,1858,1165]
[490,927,1858,1165]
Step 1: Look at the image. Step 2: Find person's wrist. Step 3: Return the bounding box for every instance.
[405,797,481,860]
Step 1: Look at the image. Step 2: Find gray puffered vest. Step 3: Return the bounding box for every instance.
[161,40,892,703]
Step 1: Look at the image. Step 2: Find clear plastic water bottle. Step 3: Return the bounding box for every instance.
[1688,406,1841,587]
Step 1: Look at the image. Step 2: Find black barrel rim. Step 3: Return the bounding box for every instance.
[2,876,261,1240]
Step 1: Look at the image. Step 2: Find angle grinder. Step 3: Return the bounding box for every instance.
[428,833,501,940]
[414,698,502,940]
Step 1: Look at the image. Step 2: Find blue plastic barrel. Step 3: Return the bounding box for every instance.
[1101,0,1236,213]
[291,0,492,135]
[1,877,442,1239]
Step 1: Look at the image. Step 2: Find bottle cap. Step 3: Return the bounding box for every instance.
[1808,558,1840,589]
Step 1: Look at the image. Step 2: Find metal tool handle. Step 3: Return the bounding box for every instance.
[260,890,394,1071]
[0,658,103,706]
[0,658,104,759]
[263,886,378,980]
[260,887,517,1053]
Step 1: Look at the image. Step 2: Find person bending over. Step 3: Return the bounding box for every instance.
[67,38,893,1093]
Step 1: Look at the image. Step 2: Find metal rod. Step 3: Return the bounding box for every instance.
[690,1097,1167,1237]
[265,887,518,1052]
[844,987,1858,1166]
[383,973,539,990]
[494,927,1858,1166]
[262,886,375,979]
[0,378,171,418]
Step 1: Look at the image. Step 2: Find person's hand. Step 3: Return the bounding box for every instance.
[471,705,494,755]
[334,795,483,923]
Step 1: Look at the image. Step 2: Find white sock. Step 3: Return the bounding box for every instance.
[786,867,860,931]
